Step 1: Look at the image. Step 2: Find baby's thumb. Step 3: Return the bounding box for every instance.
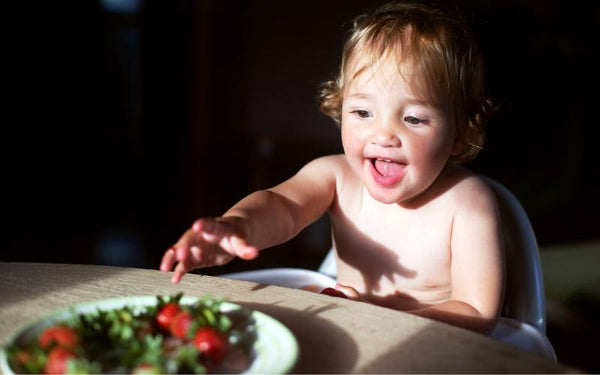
[231,236,258,260]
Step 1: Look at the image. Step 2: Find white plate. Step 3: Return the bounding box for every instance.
[0,295,298,374]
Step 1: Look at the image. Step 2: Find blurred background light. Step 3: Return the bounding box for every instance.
[100,0,142,15]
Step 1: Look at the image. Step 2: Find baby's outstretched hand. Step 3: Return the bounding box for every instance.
[160,217,258,284]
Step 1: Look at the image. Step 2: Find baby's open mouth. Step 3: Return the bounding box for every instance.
[370,158,406,177]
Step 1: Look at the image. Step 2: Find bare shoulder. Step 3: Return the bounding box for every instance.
[299,154,350,179]
[442,166,498,214]
[305,154,348,169]
[275,154,347,191]
[269,155,346,208]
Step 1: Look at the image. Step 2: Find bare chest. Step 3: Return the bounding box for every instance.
[329,194,453,309]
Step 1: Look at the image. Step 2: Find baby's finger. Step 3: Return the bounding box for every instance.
[160,247,177,272]
[191,218,218,234]
[193,218,238,239]
[172,259,192,284]
[218,236,258,260]
[191,218,205,231]
[192,219,222,244]
[189,245,203,264]
[231,236,259,260]
[173,230,197,263]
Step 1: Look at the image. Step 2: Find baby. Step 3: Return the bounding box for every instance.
[160,1,504,333]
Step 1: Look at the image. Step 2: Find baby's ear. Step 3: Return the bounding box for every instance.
[450,137,464,156]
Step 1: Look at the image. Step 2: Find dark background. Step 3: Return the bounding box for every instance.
[7,0,600,371]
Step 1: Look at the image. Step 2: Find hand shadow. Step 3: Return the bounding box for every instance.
[332,211,418,306]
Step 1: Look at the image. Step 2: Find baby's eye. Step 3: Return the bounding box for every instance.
[404,116,423,125]
[351,110,372,119]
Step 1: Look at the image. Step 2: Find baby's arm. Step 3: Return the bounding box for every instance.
[229,157,338,250]
[160,156,338,283]
[408,178,505,333]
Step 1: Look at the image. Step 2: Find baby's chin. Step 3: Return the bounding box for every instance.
[364,184,426,206]
[364,185,405,205]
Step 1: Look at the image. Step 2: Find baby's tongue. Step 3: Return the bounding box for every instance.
[374,159,404,177]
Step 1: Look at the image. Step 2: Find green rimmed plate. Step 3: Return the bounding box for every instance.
[0,295,298,374]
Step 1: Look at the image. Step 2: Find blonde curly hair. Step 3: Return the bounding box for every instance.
[319,1,494,163]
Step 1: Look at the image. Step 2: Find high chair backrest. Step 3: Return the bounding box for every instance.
[319,176,547,334]
[482,176,546,333]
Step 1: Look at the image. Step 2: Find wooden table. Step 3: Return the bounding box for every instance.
[0,262,576,373]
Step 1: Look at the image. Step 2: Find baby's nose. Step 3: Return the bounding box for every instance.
[370,126,401,147]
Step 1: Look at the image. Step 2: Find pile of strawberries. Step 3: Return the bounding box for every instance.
[11,301,231,374]
[39,326,78,374]
[155,302,228,365]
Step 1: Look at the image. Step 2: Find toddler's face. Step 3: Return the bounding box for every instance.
[340,57,456,205]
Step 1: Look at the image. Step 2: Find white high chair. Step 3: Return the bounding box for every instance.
[222,176,557,361]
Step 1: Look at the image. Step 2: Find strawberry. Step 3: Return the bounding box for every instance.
[193,327,229,365]
[156,303,180,330]
[44,347,75,374]
[169,310,194,339]
[320,287,348,298]
[39,326,78,348]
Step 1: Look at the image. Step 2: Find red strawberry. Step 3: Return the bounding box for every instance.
[44,347,75,374]
[170,310,194,339]
[193,327,229,365]
[156,303,180,330]
[320,287,348,298]
[39,326,78,348]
